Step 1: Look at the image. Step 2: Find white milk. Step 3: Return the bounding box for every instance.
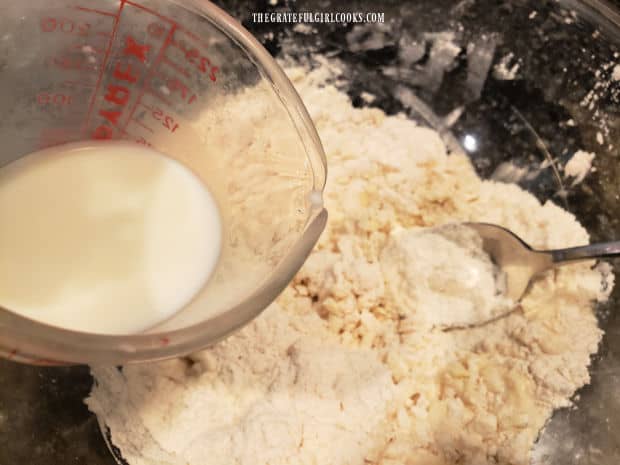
[0,141,222,334]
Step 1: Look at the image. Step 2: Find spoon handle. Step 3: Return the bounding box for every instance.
[551,241,620,263]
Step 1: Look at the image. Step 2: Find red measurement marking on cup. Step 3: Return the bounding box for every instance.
[81,0,126,136]
[47,54,98,72]
[144,84,174,107]
[6,349,17,361]
[117,127,151,146]
[138,101,155,112]
[40,16,91,35]
[135,136,152,147]
[133,103,178,132]
[92,36,161,139]
[37,92,74,106]
[149,106,180,133]
[125,35,151,62]
[169,35,219,82]
[119,23,178,135]
[165,77,194,103]
[74,5,118,17]
[124,0,177,24]
[160,336,170,346]
[73,0,219,141]
[151,68,198,106]
[129,117,154,133]
[161,56,190,78]
[182,28,211,51]
[149,19,218,82]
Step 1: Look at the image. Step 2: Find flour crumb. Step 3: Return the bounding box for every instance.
[493,53,520,80]
[491,161,532,183]
[360,91,377,104]
[612,64,620,81]
[565,150,595,185]
[293,23,314,35]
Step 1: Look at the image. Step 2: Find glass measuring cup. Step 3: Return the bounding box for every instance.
[0,0,327,365]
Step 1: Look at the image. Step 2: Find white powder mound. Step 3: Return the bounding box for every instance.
[88,62,614,465]
[381,224,512,328]
[564,150,595,185]
[89,307,396,465]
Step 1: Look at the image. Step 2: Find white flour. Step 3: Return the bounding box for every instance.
[90,309,396,464]
[380,224,512,328]
[564,150,595,186]
[87,63,614,465]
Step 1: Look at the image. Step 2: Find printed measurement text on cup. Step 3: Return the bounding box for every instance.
[38,1,220,146]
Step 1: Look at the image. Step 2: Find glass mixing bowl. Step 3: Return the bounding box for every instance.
[0,0,327,365]
[2,0,620,464]
[220,0,620,463]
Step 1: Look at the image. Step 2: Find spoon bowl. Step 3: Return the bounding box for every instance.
[465,223,554,302]
[466,222,620,308]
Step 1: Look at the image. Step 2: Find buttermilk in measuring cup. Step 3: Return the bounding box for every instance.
[0,141,222,334]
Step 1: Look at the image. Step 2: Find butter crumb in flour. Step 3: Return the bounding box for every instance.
[88,62,613,465]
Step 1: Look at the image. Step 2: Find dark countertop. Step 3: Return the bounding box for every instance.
[0,364,111,464]
[2,0,620,464]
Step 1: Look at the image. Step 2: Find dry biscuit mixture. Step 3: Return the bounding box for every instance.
[87,64,614,465]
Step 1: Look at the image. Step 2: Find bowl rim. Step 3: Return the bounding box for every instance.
[560,0,620,41]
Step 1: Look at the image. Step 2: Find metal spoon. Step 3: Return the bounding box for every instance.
[466,222,619,312]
